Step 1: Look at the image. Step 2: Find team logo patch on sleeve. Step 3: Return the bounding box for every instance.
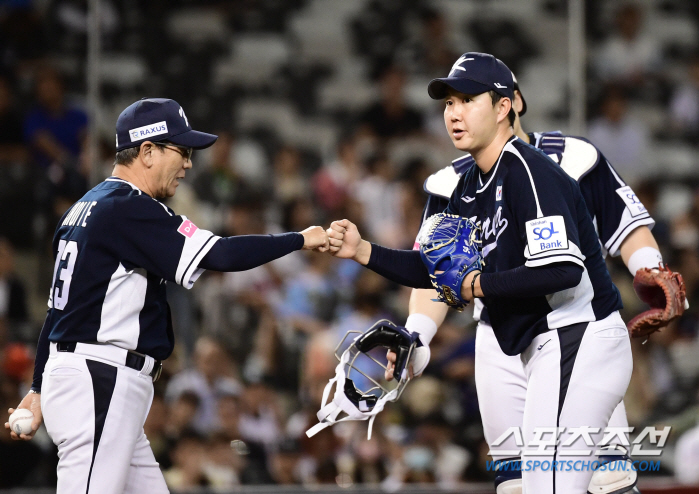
[177,219,198,238]
[616,186,647,217]
[525,215,568,255]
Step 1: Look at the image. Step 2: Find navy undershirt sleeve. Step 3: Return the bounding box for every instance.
[366,243,433,289]
[31,311,51,392]
[480,262,583,298]
[200,233,304,272]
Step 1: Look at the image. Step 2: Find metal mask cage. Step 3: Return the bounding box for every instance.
[333,329,416,406]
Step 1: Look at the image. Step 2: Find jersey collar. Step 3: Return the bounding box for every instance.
[476,135,517,193]
[105,177,143,194]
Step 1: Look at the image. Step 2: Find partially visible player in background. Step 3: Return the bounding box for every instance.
[4,98,329,494]
[391,72,683,494]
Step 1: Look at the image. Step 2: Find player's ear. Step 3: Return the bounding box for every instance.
[140,141,154,168]
[496,97,512,124]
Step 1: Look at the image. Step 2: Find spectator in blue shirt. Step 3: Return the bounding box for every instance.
[24,67,88,172]
[24,67,89,227]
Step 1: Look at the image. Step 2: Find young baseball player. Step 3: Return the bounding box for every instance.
[327,53,633,494]
[393,69,685,494]
[4,98,329,494]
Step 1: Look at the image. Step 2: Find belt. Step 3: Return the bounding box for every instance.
[56,342,163,382]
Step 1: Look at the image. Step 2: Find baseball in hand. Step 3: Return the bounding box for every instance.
[9,409,34,435]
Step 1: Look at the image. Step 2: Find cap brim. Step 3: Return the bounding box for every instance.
[427,78,494,100]
[167,129,218,150]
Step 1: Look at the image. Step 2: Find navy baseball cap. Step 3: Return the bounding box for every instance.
[427,52,515,101]
[115,98,217,152]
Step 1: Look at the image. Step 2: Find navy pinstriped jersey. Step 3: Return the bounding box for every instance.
[44,177,219,360]
[441,136,622,355]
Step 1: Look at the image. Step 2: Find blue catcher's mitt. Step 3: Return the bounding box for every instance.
[418,213,482,310]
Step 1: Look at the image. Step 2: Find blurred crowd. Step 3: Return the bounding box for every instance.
[1,0,699,490]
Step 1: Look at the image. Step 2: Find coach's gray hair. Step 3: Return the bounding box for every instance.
[488,90,516,126]
[114,147,140,166]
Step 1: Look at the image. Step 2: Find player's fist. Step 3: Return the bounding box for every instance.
[300,226,329,252]
[327,219,371,264]
[5,391,42,441]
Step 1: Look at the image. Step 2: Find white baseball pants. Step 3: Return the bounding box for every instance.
[41,343,169,494]
[475,311,633,494]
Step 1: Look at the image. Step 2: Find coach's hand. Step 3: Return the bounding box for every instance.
[5,392,42,441]
[300,226,329,252]
[327,219,372,264]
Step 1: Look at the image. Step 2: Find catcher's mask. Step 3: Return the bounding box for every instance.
[306,320,418,440]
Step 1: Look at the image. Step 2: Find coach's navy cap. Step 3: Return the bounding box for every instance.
[428,52,515,101]
[115,98,217,152]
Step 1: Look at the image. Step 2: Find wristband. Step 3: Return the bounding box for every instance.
[471,273,481,299]
[405,313,438,346]
[627,246,662,276]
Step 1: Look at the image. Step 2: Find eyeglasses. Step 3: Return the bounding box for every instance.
[158,142,193,161]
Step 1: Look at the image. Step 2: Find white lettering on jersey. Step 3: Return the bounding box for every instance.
[615,186,647,217]
[63,202,85,226]
[81,201,97,227]
[61,201,97,228]
[526,216,569,255]
[129,121,168,142]
[481,206,508,258]
[51,240,79,310]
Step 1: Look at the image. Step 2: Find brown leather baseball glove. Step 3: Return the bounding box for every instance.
[627,265,687,338]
